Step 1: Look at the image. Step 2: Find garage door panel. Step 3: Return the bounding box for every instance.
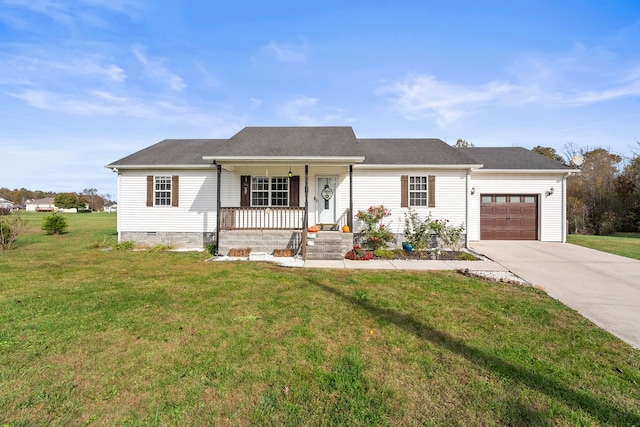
[480,195,538,240]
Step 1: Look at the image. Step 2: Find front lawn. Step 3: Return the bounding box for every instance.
[1,213,639,425]
[567,232,640,260]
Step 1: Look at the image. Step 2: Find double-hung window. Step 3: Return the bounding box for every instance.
[409,176,428,206]
[146,175,179,207]
[155,176,172,206]
[251,176,289,207]
[401,174,435,208]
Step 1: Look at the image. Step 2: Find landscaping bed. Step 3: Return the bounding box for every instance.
[372,248,480,261]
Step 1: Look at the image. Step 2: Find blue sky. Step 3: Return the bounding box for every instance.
[1,0,639,198]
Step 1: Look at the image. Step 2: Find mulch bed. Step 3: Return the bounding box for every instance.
[374,249,480,261]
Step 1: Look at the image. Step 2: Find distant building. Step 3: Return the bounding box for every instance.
[25,197,55,212]
[0,198,14,209]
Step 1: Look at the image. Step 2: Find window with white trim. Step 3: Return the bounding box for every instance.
[409,176,428,206]
[251,176,289,207]
[155,176,172,206]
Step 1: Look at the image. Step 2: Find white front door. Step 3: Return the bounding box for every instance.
[316,176,337,224]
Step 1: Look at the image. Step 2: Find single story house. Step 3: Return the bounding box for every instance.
[0,198,14,209]
[104,202,118,213]
[25,197,55,212]
[106,126,576,258]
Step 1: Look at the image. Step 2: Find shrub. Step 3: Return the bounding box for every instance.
[0,211,26,251]
[404,210,465,252]
[403,209,432,253]
[206,241,217,256]
[41,212,68,235]
[456,251,478,261]
[0,222,13,248]
[355,205,395,250]
[114,241,135,250]
[430,219,465,251]
[0,207,11,216]
[373,248,396,259]
[345,245,374,260]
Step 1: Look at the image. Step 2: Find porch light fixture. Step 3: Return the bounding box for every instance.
[546,187,554,197]
[288,169,293,178]
[470,186,476,195]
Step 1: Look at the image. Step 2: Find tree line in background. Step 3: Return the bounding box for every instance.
[533,143,640,235]
[0,187,113,212]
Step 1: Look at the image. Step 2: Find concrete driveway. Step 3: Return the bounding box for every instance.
[471,241,640,350]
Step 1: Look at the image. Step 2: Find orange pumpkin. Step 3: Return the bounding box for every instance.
[342,225,350,233]
[308,226,319,232]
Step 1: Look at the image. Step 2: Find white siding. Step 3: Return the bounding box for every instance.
[352,168,468,235]
[222,165,353,225]
[468,172,565,242]
[118,170,217,233]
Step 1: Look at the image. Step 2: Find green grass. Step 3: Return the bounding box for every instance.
[568,232,640,260]
[1,213,639,425]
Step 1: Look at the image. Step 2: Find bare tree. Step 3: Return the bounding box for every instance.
[0,210,26,251]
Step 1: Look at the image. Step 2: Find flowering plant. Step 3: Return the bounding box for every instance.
[404,210,465,255]
[344,245,374,260]
[355,205,395,250]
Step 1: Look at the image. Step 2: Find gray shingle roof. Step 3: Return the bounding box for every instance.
[357,138,480,165]
[106,127,572,171]
[107,139,226,167]
[461,147,571,170]
[217,126,361,157]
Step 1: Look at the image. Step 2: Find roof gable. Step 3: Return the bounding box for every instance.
[217,126,362,158]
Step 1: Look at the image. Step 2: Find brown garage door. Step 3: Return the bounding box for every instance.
[480,195,538,240]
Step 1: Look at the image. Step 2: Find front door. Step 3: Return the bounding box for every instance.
[316,176,337,224]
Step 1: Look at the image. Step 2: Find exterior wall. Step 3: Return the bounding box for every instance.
[468,172,566,242]
[351,168,468,239]
[221,165,352,227]
[121,231,214,248]
[218,230,302,255]
[117,169,217,247]
[117,165,566,247]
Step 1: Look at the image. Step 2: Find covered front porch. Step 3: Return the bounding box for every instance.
[211,162,359,258]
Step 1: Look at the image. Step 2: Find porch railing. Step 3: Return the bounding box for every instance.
[220,207,306,230]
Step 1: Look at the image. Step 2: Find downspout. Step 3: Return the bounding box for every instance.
[465,169,472,249]
[562,172,569,242]
[302,164,309,260]
[348,165,353,231]
[215,161,221,255]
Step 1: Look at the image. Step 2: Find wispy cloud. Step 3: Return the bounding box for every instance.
[264,40,309,63]
[381,59,640,126]
[132,46,186,91]
[1,0,143,29]
[277,95,348,125]
[378,74,519,126]
[8,88,226,128]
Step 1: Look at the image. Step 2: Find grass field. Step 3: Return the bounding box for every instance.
[1,213,639,426]
[568,232,640,260]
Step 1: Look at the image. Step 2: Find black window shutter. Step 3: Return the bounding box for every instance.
[240,175,251,207]
[289,176,300,207]
[428,175,436,208]
[146,176,153,207]
[400,175,408,207]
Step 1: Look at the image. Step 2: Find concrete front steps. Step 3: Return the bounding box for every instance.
[305,231,352,260]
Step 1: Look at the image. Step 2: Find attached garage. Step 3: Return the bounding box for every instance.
[480,194,538,240]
